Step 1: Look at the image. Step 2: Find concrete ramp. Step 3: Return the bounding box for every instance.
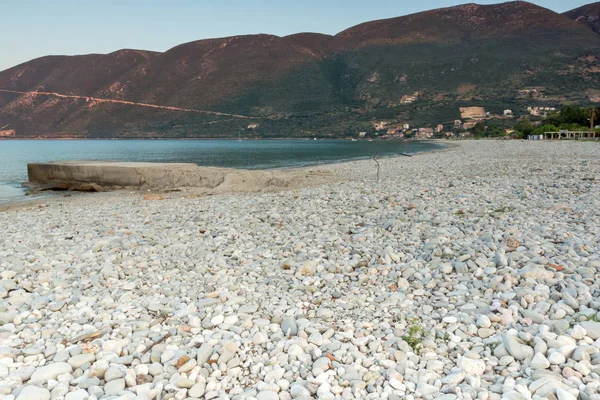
[26,160,334,193]
[27,161,232,191]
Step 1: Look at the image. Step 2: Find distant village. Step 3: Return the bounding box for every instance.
[362,104,559,140]
[238,102,591,140]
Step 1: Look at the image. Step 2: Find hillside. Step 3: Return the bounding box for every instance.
[338,1,581,44]
[564,2,600,34]
[1,1,599,138]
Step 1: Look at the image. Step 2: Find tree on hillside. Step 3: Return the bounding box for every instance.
[532,124,559,135]
[562,106,588,125]
[514,118,534,137]
[592,106,600,129]
[545,105,592,127]
[472,122,486,137]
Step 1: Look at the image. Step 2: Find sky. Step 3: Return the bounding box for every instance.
[0,0,592,71]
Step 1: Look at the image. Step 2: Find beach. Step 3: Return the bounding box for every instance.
[0,139,443,205]
[1,140,599,399]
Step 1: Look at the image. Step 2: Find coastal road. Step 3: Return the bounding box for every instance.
[0,89,258,119]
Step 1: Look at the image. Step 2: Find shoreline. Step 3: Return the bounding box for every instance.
[0,137,456,141]
[0,141,451,211]
[1,140,599,399]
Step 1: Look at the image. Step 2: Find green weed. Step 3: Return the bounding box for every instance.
[402,321,431,352]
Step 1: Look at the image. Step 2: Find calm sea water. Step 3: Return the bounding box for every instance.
[0,139,444,204]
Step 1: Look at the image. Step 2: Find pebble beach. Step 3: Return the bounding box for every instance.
[1,140,599,400]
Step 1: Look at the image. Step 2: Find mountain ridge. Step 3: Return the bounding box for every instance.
[336,1,580,44]
[1,1,599,138]
[563,2,600,34]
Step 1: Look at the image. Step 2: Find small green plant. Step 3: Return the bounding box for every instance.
[488,342,500,353]
[490,206,516,219]
[402,321,430,352]
[579,312,600,322]
[436,330,451,343]
[491,206,515,214]
[571,312,600,326]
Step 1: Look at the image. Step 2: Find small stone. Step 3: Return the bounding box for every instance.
[440,263,453,274]
[256,391,279,400]
[53,350,70,363]
[17,386,50,400]
[478,328,495,338]
[68,354,95,369]
[253,332,269,345]
[389,377,404,390]
[88,387,103,398]
[417,383,439,396]
[281,317,298,336]
[441,370,466,385]
[49,382,70,398]
[288,344,305,357]
[458,356,486,376]
[495,250,508,267]
[579,321,600,339]
[300,260,318,276]
[87,360,109,379]
[475,257,488,268]
[189,383,206,398]
[76,377,100,389]
[101,340,123,354]
[176,379,195,389]
[521,309,545,324]
[454,262,468,274]
[175,355,191,369]
[290,383,311,398]
[503,333,534,361]
[556,388,577,400]
[30,363,73,384]
[570,325,587,340]
[104,366,123,382]
[562,367,580,378]
[64,389,89,400]
[505,238,520,250]
[317,383,335,399]
[148,363,163,376]
[0,346,17,360]
[178,359,197,373]
[316,308,333,319]
[308,332,324,346]
[196,343,214,365]
[530,353,550,370]
[548,352,566,365]
[161,349,176,363]
[110,355,133,365]
[104,378,125,396]
[443,316,458,324]
[13,366,36,382]
[313,357,331,373]
[574,360,591,376]
[477,315,491,328]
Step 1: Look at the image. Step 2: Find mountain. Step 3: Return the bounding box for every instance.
[338,1,582,44]
[1,1,599,138]
[564,2,600,34]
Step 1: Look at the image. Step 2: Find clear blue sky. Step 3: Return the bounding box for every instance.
[0,0,591,71]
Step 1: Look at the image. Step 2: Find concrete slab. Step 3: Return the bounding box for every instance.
[27,161,228,191]
[26,160,335,194]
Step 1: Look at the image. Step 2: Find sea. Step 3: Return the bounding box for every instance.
[0,139,444,204]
